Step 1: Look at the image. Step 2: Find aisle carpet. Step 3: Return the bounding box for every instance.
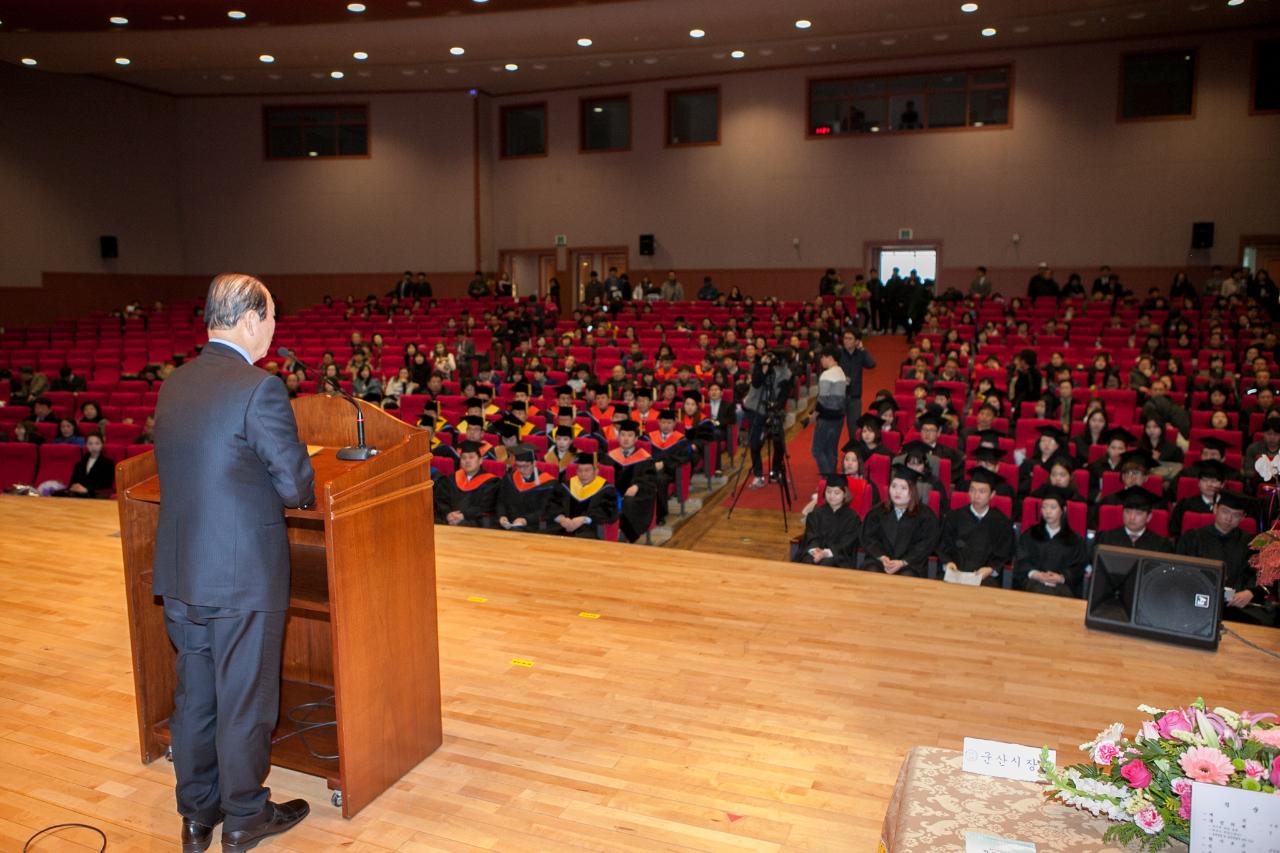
[723,334,910,510]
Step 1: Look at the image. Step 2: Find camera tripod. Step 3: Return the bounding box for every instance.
[726,409,797,531]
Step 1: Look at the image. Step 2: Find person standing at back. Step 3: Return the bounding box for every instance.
[152,273,316,853]
[836,328,875,444]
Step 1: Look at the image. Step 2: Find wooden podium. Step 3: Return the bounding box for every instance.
[116,395,440,818]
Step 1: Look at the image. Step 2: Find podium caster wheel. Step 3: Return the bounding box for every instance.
[331,791,343,808]
[165,746,173,762]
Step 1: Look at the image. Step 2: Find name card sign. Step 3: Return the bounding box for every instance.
[964,831,1036,853]
[1190,781,1280,853]
[962,737,1055,783]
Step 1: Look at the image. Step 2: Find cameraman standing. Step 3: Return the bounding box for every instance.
[743,349,793,488]
[837,328,875,443]
[812,347,848,478]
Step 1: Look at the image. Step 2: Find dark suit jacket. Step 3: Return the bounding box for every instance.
[152,341,315,612]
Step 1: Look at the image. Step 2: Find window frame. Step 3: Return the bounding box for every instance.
[665,85,721,148]
[499,101,549,159]
[579,93,632,154]
[1250,37,1280,116]
[805,64,1014,139]
[1116,47,1198,124]
[262,103,371,160]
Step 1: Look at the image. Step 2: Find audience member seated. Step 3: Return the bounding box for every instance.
[549,453,618,538]
[79,400,106,426]
[1014,488,1089,597]
[793,475,861,569]
[53,418,84,447]
[1093,487,1173,555]
[55,433,115,498]
[1176,490,1273,626]
[496,446,557,533]
[938,468,1014,586]
[605,420,658,543]
[435,441,499,526]
[862,466,940,578]
[1168,459,1229,538]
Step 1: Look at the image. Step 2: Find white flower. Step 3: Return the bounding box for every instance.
[1081,723,1126,752]
[1137,704,1164,715]
[1135,806,1164,834]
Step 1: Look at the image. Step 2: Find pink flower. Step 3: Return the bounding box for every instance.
[1178,790,1192,820]
[1170,777,1192,797]
[1138,721,1161,741]
[1121,759,1153,789]
[1157,709,1193,739]
[1135,805,1165,835]
[1272,755,1280,788]
[1244,759,1266,780]
[1093,741,1122,766]
[1251,727,1280,748]
[1179,746,1235,785]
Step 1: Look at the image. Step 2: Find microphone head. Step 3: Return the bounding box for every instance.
[276,346,292,358]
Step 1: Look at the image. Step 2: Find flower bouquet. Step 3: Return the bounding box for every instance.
[1039,699,1280,851]
[1248,519,1280,588]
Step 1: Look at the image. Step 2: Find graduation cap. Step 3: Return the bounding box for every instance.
[591,382,609,394]
[511,381,531,396]
[976,428,1007,445]
[856,413,882,431]
[966,467,1004,488]
[464,396,483,408]
[1193,459,1230,481]
[420,400,440,413]
[1116,485,1158,511]
[916,412,944,429]
[1198,436,1229,454]
[657,408,678,420]
[683,389,703,403]
[823,474,849,490]
[873,397,900,413]
[462,414,487,428]
[901,440,933,462]
[1103,427,1137,445]
[574,451,597,466]
[476,384,495,397]
[495,421,520,439]
[556,405,576,418]
[553,425,576,439]
[970,445,1005,465]
[1263,416,1280,434]
[616,419,641,434]
[891,464,922,484]
[509,400,527,412]
[610,399,629,410]
[1045,452,1076,472]
[1036,425,1069,445]
[512,445,536,462]
[457,440,483,455]
[1217,489,1251,511]
[634,387,653,400]
[1038,486,1073,507]
[554,384,575,396]
[1119,449,1155,472]
[929,387,951,399]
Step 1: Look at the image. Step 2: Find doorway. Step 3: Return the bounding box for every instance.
[874,246,939,282]
[498,250,558,299]
[572,247,629,306]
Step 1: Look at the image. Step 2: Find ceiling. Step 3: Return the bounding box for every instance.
[1,0,1276,96]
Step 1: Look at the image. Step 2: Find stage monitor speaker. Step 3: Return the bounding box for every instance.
[638,233,655,256]
[100,235,119,259]
[1191,221,1214,250]
[1086,545,1224,651]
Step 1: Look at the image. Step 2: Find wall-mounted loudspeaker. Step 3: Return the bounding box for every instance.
[1086,545,1224,651]
[1191,221,1214,250]
[638,234,655,256]
[100,235,119,259]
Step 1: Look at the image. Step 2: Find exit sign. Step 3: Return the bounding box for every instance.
[898,228,914,240]
[554,234,568,247]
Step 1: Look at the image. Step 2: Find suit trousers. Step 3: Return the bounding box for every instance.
[163,596,286,831]
[844,395,862,447]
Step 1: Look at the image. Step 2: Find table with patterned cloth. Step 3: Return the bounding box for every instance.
[878,746,1189,852]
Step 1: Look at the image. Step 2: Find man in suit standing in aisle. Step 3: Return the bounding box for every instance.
[153,273,316,853]
[837,328,875,445]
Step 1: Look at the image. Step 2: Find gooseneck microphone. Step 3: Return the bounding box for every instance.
[278,347,378,461]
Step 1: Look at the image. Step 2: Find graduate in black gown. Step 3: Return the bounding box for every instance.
[1168,459,1228,538]
[1092,486,1174,556]
[1087,427,1135,502]
[898,440,948,510]
[496,445,558,532]
[1176,490,1275,626]
[862,466,940,578]
[647,408,691,526]
[550,452,619,539]
[420,417,459,465]
[1098,450,1167,511]
[938,467,1015,586]
[1026,453,1085,503]
[435,440,500,526]
[795,474,863,568]
[604,419,659,542]
[1018,425,1069,497]
[1014,487,1090,597]
[963,446,1016,502]
[844,414,895,464]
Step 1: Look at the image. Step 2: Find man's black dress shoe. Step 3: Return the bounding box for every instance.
[182,815,222,853]
[221,799,310,852]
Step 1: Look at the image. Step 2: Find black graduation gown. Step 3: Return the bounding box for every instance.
[435,469,500,526]
[928,442,965,485]
[937,506,1015,577]
[1086,457,1122,501]
[550,476,618,538]
[647,430,691,519]
[1014,524,1090,598]
[1168,495,1215,538]
[796,504,862,569]
[1176,524,1273,625]
[1092,527,1174,561]
[1099,490,1168,513]
[496,470,558,531]
[861,504,940,577]
[605,447,658,542]
[1018,456,1056,498]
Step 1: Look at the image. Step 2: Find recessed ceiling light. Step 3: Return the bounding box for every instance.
[114,57,131,65]
[795,19,812,29]
[308,151,318,157]
[504,62,518,71]
[689,28,705,38]
[932,32,950,40]
[577,37,592,47]
[259,54,275,63]
[869,125,881,133]
[1226,0,1244,5]
[353,51,369,60]
[731,49,746,59]
[21,57,37,66]
[330,70,345,78]
[227,10,247,20]
[347,3,366,11]
[109,16,129,25]
[973,120,985,127]
[593,106,603,113]
[961,3,979,12]
[981,26,997,36]
[473,0,489,4]
[449,46,465,56]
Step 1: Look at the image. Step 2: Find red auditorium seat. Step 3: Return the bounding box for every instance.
[566,463,620,541]
[0,444,38,489]
[34,444,82,486]
[429,456,455,478]
[127,444,154,458]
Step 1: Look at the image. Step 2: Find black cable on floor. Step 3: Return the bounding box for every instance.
[24,823,107,852]
[1224,625,1280,660]
[271,695,339,761]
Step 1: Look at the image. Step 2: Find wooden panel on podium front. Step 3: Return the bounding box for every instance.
[116,395,439,817]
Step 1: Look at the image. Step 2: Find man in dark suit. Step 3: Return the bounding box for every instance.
[153,274,315,853]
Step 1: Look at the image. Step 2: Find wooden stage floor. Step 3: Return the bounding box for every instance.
[2,495,1278,852]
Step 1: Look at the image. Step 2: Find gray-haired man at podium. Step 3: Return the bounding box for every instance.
[153,273,316,853]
